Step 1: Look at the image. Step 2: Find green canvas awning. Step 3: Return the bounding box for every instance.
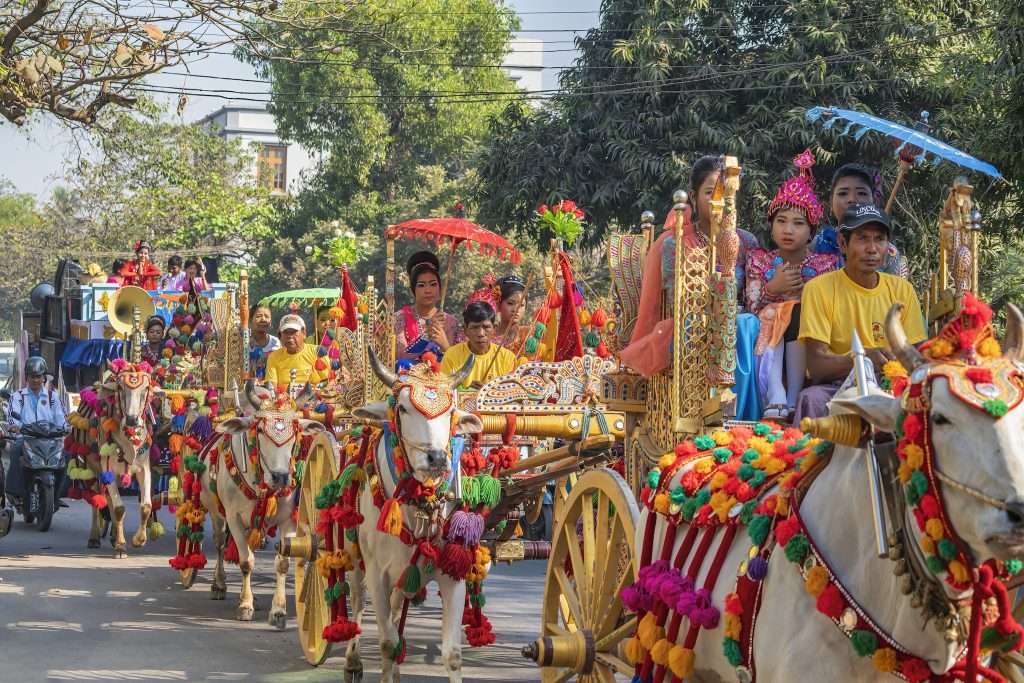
[259,288,340,309]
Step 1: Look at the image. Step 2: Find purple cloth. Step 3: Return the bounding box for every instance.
[793,382,841,424]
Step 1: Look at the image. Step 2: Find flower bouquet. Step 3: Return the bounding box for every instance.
[537,199,585,247]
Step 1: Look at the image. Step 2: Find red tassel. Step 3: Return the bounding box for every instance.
[436,542,474,580]
[323,619,361,642]
[224,537,240,563]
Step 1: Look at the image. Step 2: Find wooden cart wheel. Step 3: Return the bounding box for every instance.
[552,473,577,523]
[530,469,639,683]
[292,431,339,666]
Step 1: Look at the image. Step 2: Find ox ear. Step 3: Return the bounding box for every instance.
[352,402,389,425]
[829,394,902,434]
[454,409,483,436]
[215,416,253,434]
[299,419,327,436]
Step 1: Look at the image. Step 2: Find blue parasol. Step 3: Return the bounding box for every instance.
[806,106,1002,213]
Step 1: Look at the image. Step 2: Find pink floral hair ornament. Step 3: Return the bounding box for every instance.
[767,148,825,227]
[466,274,500,312]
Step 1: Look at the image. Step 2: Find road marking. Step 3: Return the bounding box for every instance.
[0,583,25,595]
[6,621,82,632]
[101,621,181,631]
[41,588,92,598]
[105,590,142,598]
[47,671,187,681]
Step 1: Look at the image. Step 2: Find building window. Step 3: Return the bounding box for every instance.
[257,143,288,193]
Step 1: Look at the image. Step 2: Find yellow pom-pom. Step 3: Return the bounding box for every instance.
[919,534,936,555]
[712,430,733,446]
[578,309,591,326]
[872,647,898,673]
[903,443,924,469]
[710,471,729,490]
[948,560,970,584]
[638,612,665,650]
[265,495,278,519]
[624,637,646,665]
[764,456,788,475]
[897,462,913,484]
[925,518,945,541]
[724,613,742,640]
[667,646,695,679]
[804,565,829,597]
[650,638,672,666]
[798,451,819,474]
[658,453,676,469]
[882,359,908,380]
[654,493,670,514]
[979,337,1002,358]
[929,338,954,359]
[695,458,714,475]
[329,306,345,320]
[775,496,790,516]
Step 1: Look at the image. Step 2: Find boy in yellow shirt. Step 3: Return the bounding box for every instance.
[266,314,326,391]
[796,203,926,421]
[441,302,518,390]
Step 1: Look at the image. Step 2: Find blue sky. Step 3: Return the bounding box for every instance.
[0,0,599,197]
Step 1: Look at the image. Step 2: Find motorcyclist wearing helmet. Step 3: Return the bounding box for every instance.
[4,357,68,499]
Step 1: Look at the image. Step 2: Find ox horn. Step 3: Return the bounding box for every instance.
[448,354,475,389]
[244,379,263,410]
[1004,303,1024,361]
[885,304,925,372]
[367,347,398,388]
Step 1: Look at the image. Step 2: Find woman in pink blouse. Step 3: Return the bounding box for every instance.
[394,251,463,363]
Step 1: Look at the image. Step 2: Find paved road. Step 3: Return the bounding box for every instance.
[0,499,546,682]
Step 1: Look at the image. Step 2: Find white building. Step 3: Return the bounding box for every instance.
[200,38,544,195]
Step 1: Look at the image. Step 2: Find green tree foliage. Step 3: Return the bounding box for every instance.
[241,0,521,302]
[0,180,46,336]
[66,106,279,258]
[474,0,1005,266]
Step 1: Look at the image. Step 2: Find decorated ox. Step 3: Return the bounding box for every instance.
[313,350,484,683]
[171,383,325,624]
[66,359,163,558]
[624,296,1024,683]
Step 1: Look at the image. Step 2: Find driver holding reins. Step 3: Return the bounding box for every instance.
[4,357,68,501]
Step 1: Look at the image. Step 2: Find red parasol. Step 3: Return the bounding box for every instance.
[386,217,522,308]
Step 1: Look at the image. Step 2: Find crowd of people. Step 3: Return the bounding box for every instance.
[99,241,211,292]
[621,150,925,425]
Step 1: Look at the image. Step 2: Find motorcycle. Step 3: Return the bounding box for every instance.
[5,417,67,532]
[0,424,13,539]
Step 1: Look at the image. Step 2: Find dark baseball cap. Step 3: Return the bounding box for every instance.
[840,203,891,235]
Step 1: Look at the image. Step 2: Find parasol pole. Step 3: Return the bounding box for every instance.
[884,159,913,215]
[438,239,462,312]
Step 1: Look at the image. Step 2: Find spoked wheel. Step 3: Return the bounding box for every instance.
[288,431,339,666]
[526,469,639,683]
[552,473,578,523]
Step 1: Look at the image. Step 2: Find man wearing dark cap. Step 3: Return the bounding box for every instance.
[794,203,926,421]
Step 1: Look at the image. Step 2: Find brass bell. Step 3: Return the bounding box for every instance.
[910,593,923,609]
[892,560,908,577]
[888,544,904,561]
[900,575,914,595]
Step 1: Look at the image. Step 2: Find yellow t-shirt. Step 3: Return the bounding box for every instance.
[441,342,518,388]
[265,345,326,388]
[799,269,926,355]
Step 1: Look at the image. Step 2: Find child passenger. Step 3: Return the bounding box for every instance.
[745,150,838,421]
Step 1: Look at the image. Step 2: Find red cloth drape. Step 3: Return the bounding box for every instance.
[339,269,359,331]
[554,252,584,361]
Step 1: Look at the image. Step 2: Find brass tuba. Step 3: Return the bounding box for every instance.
[106,286,155,335]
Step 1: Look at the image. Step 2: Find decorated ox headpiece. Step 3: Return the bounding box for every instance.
[100,359,162,449]
[216,381,325,490]
[837,295,1024,599]
[354,348,482,485]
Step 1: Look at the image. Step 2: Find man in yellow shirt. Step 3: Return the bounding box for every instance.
[796,204,926,421]
[441,302,518,389]
[266,314,326,391]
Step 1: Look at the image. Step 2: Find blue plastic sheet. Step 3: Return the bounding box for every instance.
[61,338,124,369]
[732,313,761,421]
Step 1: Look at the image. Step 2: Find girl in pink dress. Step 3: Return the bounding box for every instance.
[745,150,838,420]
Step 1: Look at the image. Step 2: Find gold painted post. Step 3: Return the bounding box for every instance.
[671,190,688,434]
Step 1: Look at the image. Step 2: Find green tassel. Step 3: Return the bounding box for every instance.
[669,486,687,505]
[177,524,190,538]
[345,527,358,543]
[693,435,715,450]
[534,322,546,337]
[424,560,435,575]
[337,463,358,490]
[748,515,771,545]
[850,630,877,657]
[460,476,480,507]
[401,564,422,595]
[494,520,507,534]
[783,533,809,563]
[737,464,755,481]
[477,475,502,508]
[695,489,711,505]
[937,538,958,561]
[753,423,771,436]
[189,531,204,543]
[926,555,947,574]
[723,637,742,666]
[749,470,767,487]
[647,470,661,488]
[712,447,732,463]
[524,337,538,354]
[294,461,305,484]
[1006,559,1023,575]
[741,448,759,463]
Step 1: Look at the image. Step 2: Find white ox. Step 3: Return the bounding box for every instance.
[639,304,1024,682]
[80,362,163,558]
[341,350,482,683]
[199,383,325,624]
